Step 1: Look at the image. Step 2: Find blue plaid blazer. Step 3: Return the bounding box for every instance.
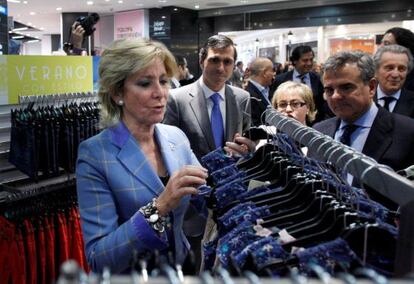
[76,122,200,273]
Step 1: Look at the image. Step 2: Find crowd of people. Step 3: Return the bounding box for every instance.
[75,27,414,274]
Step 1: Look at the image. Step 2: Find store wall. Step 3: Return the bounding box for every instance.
[149,7,201,78]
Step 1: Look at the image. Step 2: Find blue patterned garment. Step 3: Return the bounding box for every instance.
[215,179,248,210]
[203,239,218,271]
[233,236,290,270]
[218,202,271,235]
[295,238,360,275]
[217,221,264,268]
[216,171,247,187]
[211,164,242,184]
[200,148,240,172]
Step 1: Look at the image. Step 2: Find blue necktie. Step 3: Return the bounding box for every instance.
[210,93,224,149]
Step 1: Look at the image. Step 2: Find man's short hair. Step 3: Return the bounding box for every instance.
[322,51,374,85]
[175,55,187,67]
[199,34,237,64]
[373,44,413,73]
[290,45,314,63]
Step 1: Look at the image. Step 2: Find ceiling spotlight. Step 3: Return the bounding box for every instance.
[29,11,36,15]
[118,0,123,3]
[86,1,94,5]
[161,16,166,19]
[195,4,200,9]
[23,1,28,3]
[56,7,62,11]
[173,8,178,11]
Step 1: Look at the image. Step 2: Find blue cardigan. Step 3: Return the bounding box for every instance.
[76,122,200,273]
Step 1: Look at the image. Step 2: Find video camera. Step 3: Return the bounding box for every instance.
[76,12,100,36]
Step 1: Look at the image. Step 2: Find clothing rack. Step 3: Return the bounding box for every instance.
[18,91,96,104]
[264,108,414,276]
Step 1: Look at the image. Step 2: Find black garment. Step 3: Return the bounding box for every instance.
[374,89,414,119]
[245,81,270,126]
[381,96,396,112]
[339,124,359,146]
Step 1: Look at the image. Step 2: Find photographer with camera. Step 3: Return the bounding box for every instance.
[64,13,100,56]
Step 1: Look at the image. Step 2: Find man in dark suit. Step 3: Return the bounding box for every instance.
[270,45,330,123]
[245,57,276,126]
[313,50,414,209]
[373,44,414,119]
[163,35,253,270]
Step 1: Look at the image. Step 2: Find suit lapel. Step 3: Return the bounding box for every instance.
[189,81,216,151]
[155,125,180,175]
[224,85,240,142]
[362,108,393,161]
[249,82,269,106]
[110,122,164,196]
[394,89,414,117]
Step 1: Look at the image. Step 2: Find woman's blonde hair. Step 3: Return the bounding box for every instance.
[271,81,317,123]
[98,37,177,128]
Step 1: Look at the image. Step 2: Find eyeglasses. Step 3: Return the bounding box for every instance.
[276,101,306,110]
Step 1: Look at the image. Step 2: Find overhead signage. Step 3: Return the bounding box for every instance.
[0,55,94,104]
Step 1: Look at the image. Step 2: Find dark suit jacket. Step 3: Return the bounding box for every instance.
[164,78,251,160]
[245,81,270,126]
[374,88,414,119]
[312,107,414,209]
[313,107,414,171]
[269,70,332,123]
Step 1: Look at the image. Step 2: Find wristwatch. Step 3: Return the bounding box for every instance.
[139,198,166,234]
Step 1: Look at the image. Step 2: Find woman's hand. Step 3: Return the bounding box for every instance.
[156,165,208,216]
[224,133,256,157]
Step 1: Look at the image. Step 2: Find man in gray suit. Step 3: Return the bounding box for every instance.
[373,44,414,119]
[164,34,253,160]
[163,35,253,271]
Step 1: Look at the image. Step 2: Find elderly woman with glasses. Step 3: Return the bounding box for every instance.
[271,81,317,126]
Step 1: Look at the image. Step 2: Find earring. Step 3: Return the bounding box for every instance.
[117,100,124,106]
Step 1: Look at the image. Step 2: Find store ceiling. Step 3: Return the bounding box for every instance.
[7,0,289,37]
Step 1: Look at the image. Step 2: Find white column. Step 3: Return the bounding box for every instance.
[317,26,325,63]
[278,34,285,63]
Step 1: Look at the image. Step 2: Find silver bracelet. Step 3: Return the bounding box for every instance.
[139,198,167,234]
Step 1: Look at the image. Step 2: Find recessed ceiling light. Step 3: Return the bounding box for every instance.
[161,16,166,19]
[159,0,167,3]
[87,1,93,5]
[29,11,36,15]
[195,4,200,9]
[118,0,123,3]
[27,22,32,25]
[56,7,62,11]
[241,0,248,3]
[105,0,110,1]
[23,1,28,4]
[40,27,44,30]
[173,8,178,11]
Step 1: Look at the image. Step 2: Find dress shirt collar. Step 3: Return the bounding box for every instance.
[249,79,267,93]
[200,77,225,101]
[293,68,309,80]
[376,85,401,100]
[338,102,378,130]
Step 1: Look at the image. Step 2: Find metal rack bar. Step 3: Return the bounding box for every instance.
[18,92,96,104]
[264,108,414,276]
